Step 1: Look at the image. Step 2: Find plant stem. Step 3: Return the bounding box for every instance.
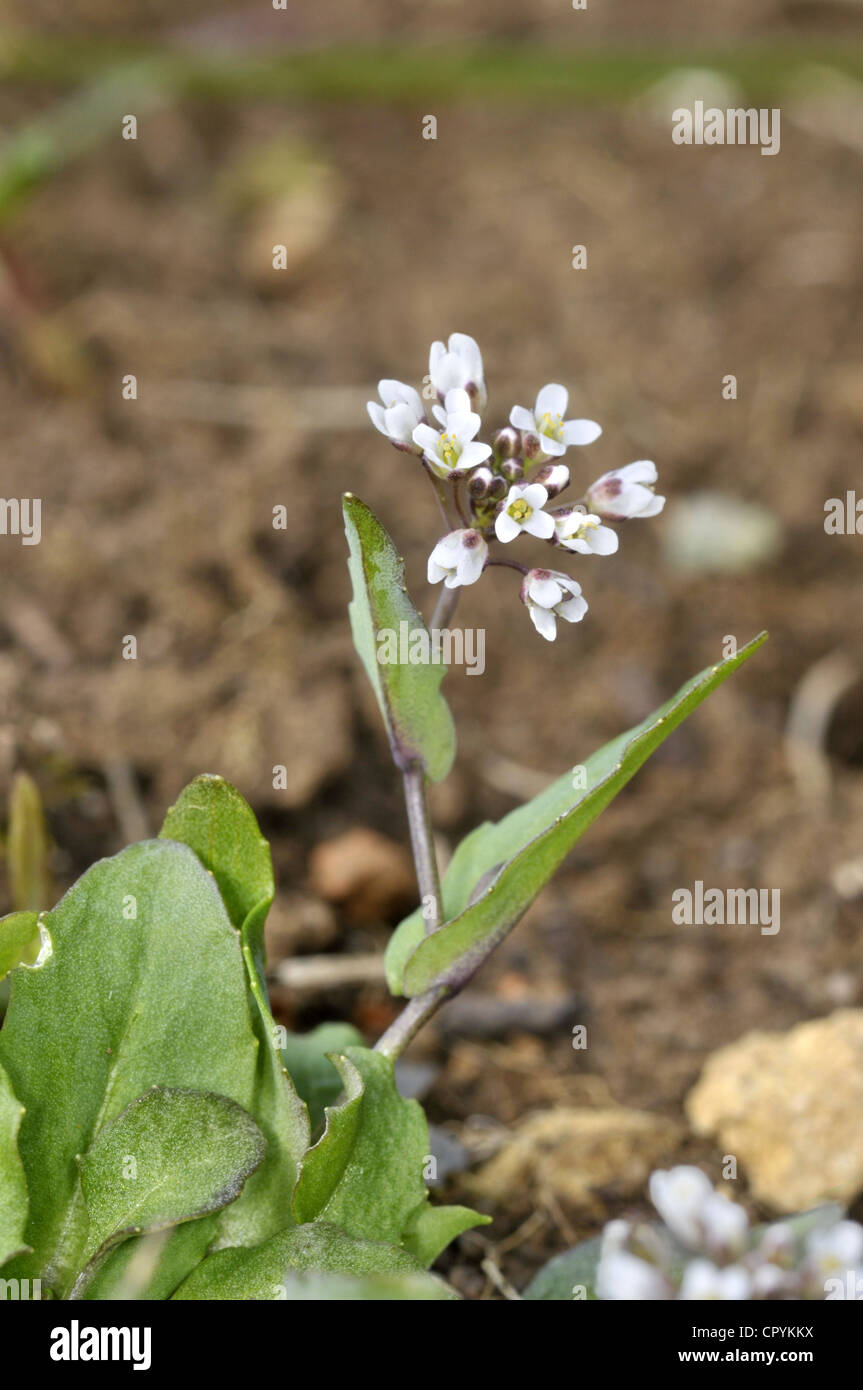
[374,984,450,1059]
[379,589,463,1059]
[430,583,460,632]
[401,764,442,937]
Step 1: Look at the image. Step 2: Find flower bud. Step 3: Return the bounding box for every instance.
[486,474,508,501]
[521,430,544,461]
[467,465,495,499]
[500,458,524,484]
[492,426,521,461]
[586,461,665,521]
[530,462,570,498]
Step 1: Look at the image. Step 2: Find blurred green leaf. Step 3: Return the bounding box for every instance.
[172,1220,454,1300]
[0,912,43,982]
[7,773,52,913]
[522,1236,602,1301]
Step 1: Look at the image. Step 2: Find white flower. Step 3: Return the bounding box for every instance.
[597,1250,672,1301]
[679,1259,751,1301]
[699,1192,749,1257]
[522,568,588,642]
[596,1221,672,1301]
[427,529,488,589]
[555,510,619,556]
[510,383,601,458]
[429,333,486,408]
[367,379,425,450]
[412,389,491,479]
[649,1166,714,1250]
[587,460,665,520]
[751,1263,796,1298]
[806,1220,863,1279]
[494,482,555,543]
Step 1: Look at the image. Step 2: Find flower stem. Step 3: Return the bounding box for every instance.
[401,764,442,937]
[430,582,460,632]
[375,984,450,1059]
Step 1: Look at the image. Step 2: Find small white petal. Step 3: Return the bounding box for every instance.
[529,575,564,607]
[620,459,658,485]
[367,401,388,434]
[413,424,441,454]
[459,441,492,468]
[591,525,619,554]
[530,605,558,641]
[495,511,522,543]
[562,418,602,446]
[509,405,535,432]
[637,492,666,517]
[524,509,555,540]
[536,382,568,418]
[451,413,482,444]
[444,387,472,416]
[557,595,588,623]
[521,483,549,510]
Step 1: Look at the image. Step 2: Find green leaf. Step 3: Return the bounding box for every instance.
[343,493,456,782]
[0,1061,28,1267]
[0,839,264,1298]
[291,1045,486,1261]
[522,1236,602,1300]
[7,772,52,913]
[0,911,45,982]
[388,632,768,996]
[159,773,274,934]
[159,776,310,1249]
[72,1087,266,1297]
[280,1022,363,1132]
[402,1200,489,1268]
[172,1220,448,1299]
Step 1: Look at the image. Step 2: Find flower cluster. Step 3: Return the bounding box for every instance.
[368,334,665,640]
[596,1165,863,1301]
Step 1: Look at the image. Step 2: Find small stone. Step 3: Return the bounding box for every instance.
[469,1107,681,1214]
[687,1009,863,1212]
[308,827,416,924]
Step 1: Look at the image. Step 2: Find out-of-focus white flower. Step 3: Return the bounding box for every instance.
[429,333,486,408]
[367,379,425,450]
[649,1166,714,1250]
[679,1259,751,1301]
[521,568,588,642]
[494,482,555,543]
[509,383,601,458]
[595,1221,672,1301]
[413,389,491,479]
[751,1263,796,1298]
[586,461,665,520]
[427,529,488,589]
[597,1250,672,1301]
[555,510,619,556]
[700,1191,750,1258]
[806,1220,863,1278]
